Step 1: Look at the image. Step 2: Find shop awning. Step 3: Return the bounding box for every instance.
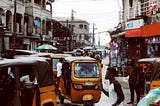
[141,22,160,37]
[125,28,141,37]
[111,31,125,38]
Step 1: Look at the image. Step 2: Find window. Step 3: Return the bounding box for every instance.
[79,24,83,29]
[129,0,133,7]
[79,34,81,39]
[84,25,88,30]
[34,0,41,5]
[74,62,100,78]
[52,58,60,69]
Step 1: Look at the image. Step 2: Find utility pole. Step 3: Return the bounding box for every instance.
[92,23,95,46]
[98,33,100,46]
[0,10,4,53]
[70,9,75,51]
[13,0,17,54]
[13,0,21,105]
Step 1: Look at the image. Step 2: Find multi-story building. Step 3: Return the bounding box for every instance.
[53,17,91,50]
[109,0,160,71]
[0,0,54,53]
[122,0,160,59]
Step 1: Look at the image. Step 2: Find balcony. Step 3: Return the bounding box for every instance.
[25,3,52,19]
[120,0,160,21]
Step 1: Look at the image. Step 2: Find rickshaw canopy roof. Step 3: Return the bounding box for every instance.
[138,57,160,64]
[0,57,53,87]
[64,56,96,63]
[138,57,157,64]
[30,53,72,58]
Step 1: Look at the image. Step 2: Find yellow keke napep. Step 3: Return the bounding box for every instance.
[30,53,71,76]
[48,53,72,91]
[49,53,71,76]
[0,57,57,106]
[138,57,160,95]
[29,53,71,91]
[59,56,102,105]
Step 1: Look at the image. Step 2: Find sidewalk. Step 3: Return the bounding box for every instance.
[116,77,137,106]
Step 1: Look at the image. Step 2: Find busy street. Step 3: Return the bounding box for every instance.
[1,0,160,106]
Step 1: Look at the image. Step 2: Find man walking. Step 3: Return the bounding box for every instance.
[126,59,141,104]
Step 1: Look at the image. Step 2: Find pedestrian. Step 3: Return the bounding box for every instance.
[100,67,124,106]
[56,58,63,89]
[126,59,141,104]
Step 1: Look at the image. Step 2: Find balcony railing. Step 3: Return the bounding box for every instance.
[120,0,160,21]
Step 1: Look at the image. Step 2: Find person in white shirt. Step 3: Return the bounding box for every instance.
[56,58,63,89]
[20,73,37,85]
[100,67,124,106]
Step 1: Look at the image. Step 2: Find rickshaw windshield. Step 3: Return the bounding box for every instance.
[52,58,59,69]
[74,62,100,78]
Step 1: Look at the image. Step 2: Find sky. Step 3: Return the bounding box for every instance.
[52,0,122,45]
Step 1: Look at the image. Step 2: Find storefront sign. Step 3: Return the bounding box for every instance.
[125,28,141,37]
[125,19,144,30]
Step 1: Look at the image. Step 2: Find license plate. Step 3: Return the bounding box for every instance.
[85,82,93,86]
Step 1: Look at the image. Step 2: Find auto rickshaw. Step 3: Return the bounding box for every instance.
[30,53,71,76]
[0,57,57,106]
[138,57,160,95]
[30,53,71,92]
[59,56,102,106]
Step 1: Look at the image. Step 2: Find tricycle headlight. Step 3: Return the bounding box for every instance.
[73,84,83,90]
[95,84,99,90]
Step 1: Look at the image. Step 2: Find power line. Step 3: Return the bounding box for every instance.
[56,0,105,2]
[52,11,119,20]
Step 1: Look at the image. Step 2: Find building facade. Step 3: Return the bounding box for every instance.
[110,0,160,72]
[0,0,54,53]
[53,17,91,50]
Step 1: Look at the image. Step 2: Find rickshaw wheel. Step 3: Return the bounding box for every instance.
[83,101,94,106]
[59,94,64,104]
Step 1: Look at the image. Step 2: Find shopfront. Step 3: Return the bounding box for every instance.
[125,19,146,61]
[141,22,160,57]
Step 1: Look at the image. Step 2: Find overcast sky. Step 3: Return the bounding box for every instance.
[52,0,122,45]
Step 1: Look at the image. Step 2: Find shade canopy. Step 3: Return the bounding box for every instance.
[83,46,94,50]
[36,44,57,51]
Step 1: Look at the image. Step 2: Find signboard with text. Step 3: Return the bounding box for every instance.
[125,19,144,30]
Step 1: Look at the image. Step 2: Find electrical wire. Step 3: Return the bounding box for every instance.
[55,0,105,2]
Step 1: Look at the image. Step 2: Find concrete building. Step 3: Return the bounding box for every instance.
[122,0,160,59]
[0,0,54,52]
[109,0,160,72]
[53,17,91,50]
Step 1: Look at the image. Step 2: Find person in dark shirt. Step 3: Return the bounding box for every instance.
[126,59,141,104]
[100,67,124,106]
